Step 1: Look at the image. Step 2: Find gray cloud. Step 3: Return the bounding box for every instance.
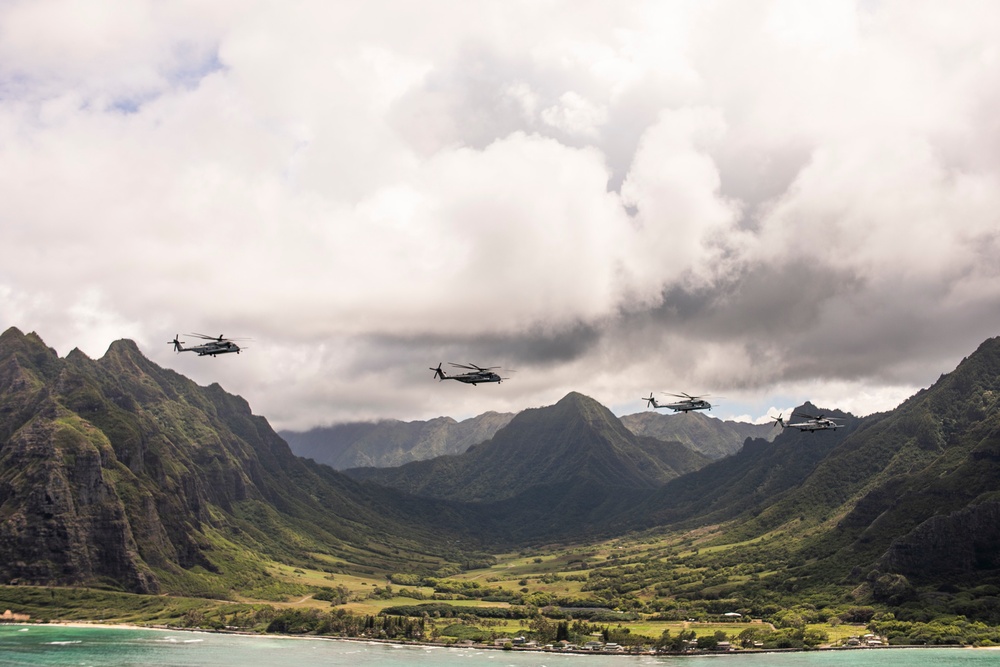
[366,323,602,372]
[2,0,999,429]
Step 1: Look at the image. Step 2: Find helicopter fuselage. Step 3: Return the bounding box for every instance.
[787,420,842,431]
[445,372,501,384]
[663,400,711,412]
[192,343,240,356]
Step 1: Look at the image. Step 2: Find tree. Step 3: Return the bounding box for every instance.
[656,629,695,652]
[655,629,674,651]
[803,627,829,647]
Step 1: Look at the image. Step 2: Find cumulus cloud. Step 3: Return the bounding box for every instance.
[1,0,999,429]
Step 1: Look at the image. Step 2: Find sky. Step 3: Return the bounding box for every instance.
[2,0,999,431]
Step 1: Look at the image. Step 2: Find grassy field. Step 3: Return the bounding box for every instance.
[812,622,871,644]
[0,580,862,650]
[237,543,838,646]
[0,522,892,649]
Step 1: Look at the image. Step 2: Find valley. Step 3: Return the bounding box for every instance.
[3,326,1000,649]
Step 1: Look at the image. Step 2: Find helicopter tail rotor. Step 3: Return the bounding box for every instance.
[429,363,446,380]
[770,413,785,429]
[168,336,184,353]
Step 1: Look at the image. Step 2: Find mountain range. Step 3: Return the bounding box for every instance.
[4,324,1000,620]
[282,399,774,470]
[344,392,711,502]
[279,412,515,469]
[619,409,777,459]
[0,327,482,596]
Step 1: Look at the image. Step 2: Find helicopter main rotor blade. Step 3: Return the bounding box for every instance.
[467,363,498,371]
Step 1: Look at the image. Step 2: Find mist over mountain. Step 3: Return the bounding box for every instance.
[287,406,767,472]
[280,412,514,470]
[620,410,777,459]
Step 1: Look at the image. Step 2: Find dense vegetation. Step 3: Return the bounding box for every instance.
[5,328,1000,649]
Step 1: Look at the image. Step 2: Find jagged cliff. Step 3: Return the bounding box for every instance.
[0,328,471,594]
[0,331,158,591]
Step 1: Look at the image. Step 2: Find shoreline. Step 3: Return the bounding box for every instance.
[6,621,984,656]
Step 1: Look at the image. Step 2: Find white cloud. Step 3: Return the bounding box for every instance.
[1,0,999,429]
[620,107,743,290]
[540,91,608,137]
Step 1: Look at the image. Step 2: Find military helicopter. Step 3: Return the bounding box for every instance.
[770,411,844,432]
[643,392,713,413]
[430,362,509,385]
[169,333,247,357]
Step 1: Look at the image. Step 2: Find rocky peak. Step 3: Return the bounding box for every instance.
[105,339,143,358]
[0,328,61,379]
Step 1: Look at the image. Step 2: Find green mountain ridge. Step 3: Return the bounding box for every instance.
[622,336,1000,614]
[628,401,860,531]
[5,325,1000,626]
[769,338,1000,589]
[344,391,711,503]
[282,404,766,470]
[0,327,480,596]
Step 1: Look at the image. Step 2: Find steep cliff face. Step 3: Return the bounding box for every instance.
[0,328,468,594]
[0,331,152,590]
[812,340,1000,578]
[878,501,1000,578]
[0,403,158,592]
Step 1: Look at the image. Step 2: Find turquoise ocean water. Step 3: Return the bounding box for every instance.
[2,625,1000,667]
